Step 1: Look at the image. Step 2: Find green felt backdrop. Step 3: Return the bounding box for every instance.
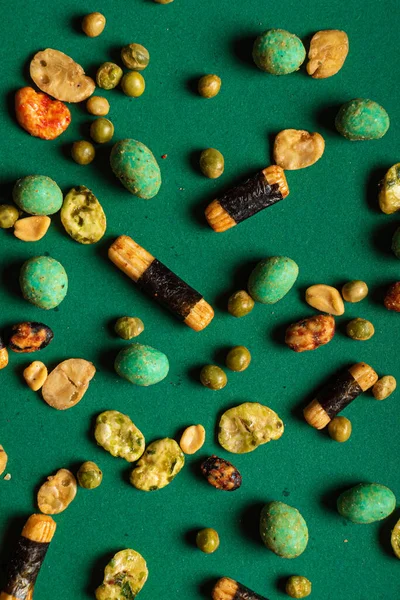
[0,0,399,598]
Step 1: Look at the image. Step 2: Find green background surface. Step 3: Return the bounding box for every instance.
[0,0,399,598]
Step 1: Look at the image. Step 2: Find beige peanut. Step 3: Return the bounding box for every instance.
[14,216,51,241]
[305,284,345,315]
[23,361,48,391]
[179,425,206,454]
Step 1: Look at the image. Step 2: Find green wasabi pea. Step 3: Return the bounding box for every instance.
[335,98,390,140]
[218,402,284,454]
[379,164,400,214]
[130,438,185,491]
[0,205,19,228]
[337,483,396,524]
[115,343,169,386]
[61,186,106,244]
[95,410,145,462]
[20,256,68,309]
[253,29,306,75]
[248,256,299,304]
[77,461,103,489]
[13,175,63,216]
[110,139,162,199]
[95,549,148,600]
[260,501,308,558]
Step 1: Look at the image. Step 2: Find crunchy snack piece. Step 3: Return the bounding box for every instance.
[213,577,269,600]
[180,425,206,454]
[61,186,106,244]
[95,410,145,462]
[0,445,8,476]
[384,282,400,312]
[379,164,400,214]
[14,216,51,242]
[372,375,396,400]
[30,49,95,103]
[285,315,335,352]
[274,129,325,170]
[130,438,184,491]
[0,336,9,370]
[23,361,48,391]
[328,416,352,442]
[307,30,349,79]
[305,284,344,315]
[77,461,102,489]
[260,501,309,558]
[342,280,368,302]
[9,322,53,353]
[15,87,71,140]
[201,455,242,491]
[41,358,95,410]
[37,469,77,514]
[95,549,148,600]
[82,12,106,37]
[391,518,400,559]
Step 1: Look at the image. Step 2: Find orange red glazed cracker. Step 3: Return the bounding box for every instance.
[15,87,71,140]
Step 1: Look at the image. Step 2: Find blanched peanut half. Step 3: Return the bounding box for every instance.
[307,30,349,79]
[37,468,77,514]
[14,216,51,242]
[23,361,48,391]
[179,424,206,455]
[273,129,325,170]
[305,284,345,315]
[0,445,8,476]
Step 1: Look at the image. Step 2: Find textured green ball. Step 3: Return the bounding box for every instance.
[248,256,299,304]
[335,98,390,140]
[253,29,306,75]
[77,461,103,489]
[337,483,396,524]
[114,343,169,386]
[20,256,68,309]
[110,139,162,199]
[286,576,312,598]
[13,175,63,215]
[260,501,308,558]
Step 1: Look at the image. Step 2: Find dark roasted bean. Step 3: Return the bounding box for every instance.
[201,455,242,491]
[9,322,53,353]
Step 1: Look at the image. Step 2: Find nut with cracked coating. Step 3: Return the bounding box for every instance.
[285,314,335,352]
[41,358,96,410]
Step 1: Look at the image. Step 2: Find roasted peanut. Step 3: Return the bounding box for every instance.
[0,336,8,370]
[285,314,335,352]
[201,455,242,491]
[37,468,77,514]
[307,30,349,79]
[9,322,53,353]
[0,445,8,476]
[384,282,400,312]
[179,425,206,454]
[23,361,48,391]
[273,129,325,170]
[372,376,397,400]
[305,284,345,315]
[14,216,51,241]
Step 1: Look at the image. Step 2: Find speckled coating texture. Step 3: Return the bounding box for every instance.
[260,501,308,558]
[110,139,161,199]
[20,256,68,310]
[252,29,306,75]
[114,343,169,386]
[13,175,63,215]
[337,483,396,524]
[248,256,299,304]
[335,98,390,140]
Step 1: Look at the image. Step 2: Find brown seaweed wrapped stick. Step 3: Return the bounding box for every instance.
[205,165,289,233]
[303,362,378,430]
[213,577,270,600]
[0,514,56,600]
[108,235,214,331]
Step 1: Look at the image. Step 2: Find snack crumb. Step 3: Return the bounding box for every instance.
[4,473,11,481]
[344,539,348,543]
[161,154,167,159]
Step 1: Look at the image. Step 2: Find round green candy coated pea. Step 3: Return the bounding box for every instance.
[199,148,224,179]
[328,416,352,442]
[346,318,374,340]
[121,43,150,70]
[226,346,251,372]
[228,290,254,317]
[0,205,19,228]
[13,175,62,216]
[90,118,114,144]
[248,256,299,304]
[196,528,220,553]
[337,483,396,523]
[115,343,169,386]
[200,365,227,390]
[253,29,306,75]
[198,74,221,98]
[110,139,162,199]
[20,256,68,309]
[96,62,123,90]
[260,501,308,558]
[335,98,389,140]
[286,576,312,598]
[71,140,95,165]
[115,317,144,339]
[77,461,102,489]
[121,71,145,97]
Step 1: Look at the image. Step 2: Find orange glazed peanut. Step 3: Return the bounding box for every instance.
[285,314,335,352]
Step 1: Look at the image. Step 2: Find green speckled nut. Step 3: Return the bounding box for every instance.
[13,175,63,215]
[337,483,396,524]
[115,343,169,386]
[335,98,390,140]
[110,139,162,199]
[20,256,68,309]
[260,501,308,558]
[253,29,306,75]
[248,256,299,304]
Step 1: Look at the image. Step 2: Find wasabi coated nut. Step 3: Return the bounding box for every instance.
[110,139,162,199]
[199,148,224,179]
[305,284,344,315]
[90,118,114,144]
[82,12,106,37]
[61,186,106,244]
[95,549,148,600]
[0,205,19,228]
[121,72,145,98]
[225,346,251,372]
[198,74,221,98]
[200,365,227,390]
[379,164,400,214]
[372,376,396,400]
[95,410,145,462]
[391,518,400,559]
[37,468,77,514]
[20,256,68,309]
[121,44,150,70]
[96,62,123,90]
[253,29,306,75]
[77,461,102,489]
[196,528,220,554]
[248,256,299,304]
[335,98,390,140]
[86,96,110,116]
[228,290,255,317]
[342,280,368,303]
[13,175,62,216]
[130,438,184,491]
[337,483,396,524]
[286,576,312,598]
[218,402,284,454]
[115,343,169,386]
[328,416,352,442]
[71,141,95,165]
[114,317,144,340]
[260,501,309,558]
[346,318,374,341]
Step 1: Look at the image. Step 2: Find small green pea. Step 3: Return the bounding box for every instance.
[346,318,375,341]
[115,317,144,340]
[199,148,224,179]
[77,461,103,489]
[121,72,145,97]
[90,118,114,144]
[285,575,312,598]
[200,365,227,390]
[198,74,221,98]
[96,62,123,90]
[228,290,255,318]
[71,140,96,165]
[196,528,220,553]
[342,280,368,303]
[328,416,352,442]
[121,44,150,70]
[226,346,251,372]
[0,205,19,229]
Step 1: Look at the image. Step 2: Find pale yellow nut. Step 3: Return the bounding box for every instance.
[14,216,51,242]
[0,347,8,370]
[372,375,397,400]
[37,468,77,514]
[179,425,206,454]
[307,30,349,79]
[0,445,8,476]
[273,129,325,170]
[305,284,345,315]
[23,361,48,391]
